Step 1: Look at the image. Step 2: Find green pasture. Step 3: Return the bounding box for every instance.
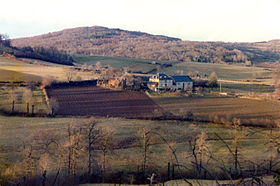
[159,61,271,81]
[73,55,161,73]
[211,82,274,93]
[74,55,272,82]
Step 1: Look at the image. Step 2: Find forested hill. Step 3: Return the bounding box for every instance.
[12,26,280,65]
[0,34,74,65]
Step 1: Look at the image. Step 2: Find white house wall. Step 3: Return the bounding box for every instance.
[159,80,173,89]
[173,82,193,90]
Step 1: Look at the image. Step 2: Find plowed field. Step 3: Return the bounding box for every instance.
[46,85,164,118]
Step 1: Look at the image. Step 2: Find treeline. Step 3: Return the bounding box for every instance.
[12,26,280,65]
[0,34,74,65]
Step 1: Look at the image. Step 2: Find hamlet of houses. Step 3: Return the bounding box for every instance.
[148,73,193,91]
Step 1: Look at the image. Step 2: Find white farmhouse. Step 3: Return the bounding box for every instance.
[148,73,173,91]
[171,75,193,90]
[148,73,193,91]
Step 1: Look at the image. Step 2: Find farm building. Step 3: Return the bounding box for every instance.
[148,73,193,91]
[148,73,173,91]
[172,75,193,90]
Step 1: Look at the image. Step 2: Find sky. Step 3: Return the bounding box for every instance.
[1,0,280,42]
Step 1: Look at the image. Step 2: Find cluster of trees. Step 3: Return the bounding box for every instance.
[8,86,37,115]
[0,34,11,47]
[1,118,279,185]
[0,34,74,65]
[18,46,74,65]
[12,27,280,65]
[0,119,157,185]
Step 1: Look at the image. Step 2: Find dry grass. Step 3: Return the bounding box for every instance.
[0,115,279,183]
[0,56,95,82]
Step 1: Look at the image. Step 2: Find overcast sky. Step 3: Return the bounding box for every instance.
[1,0,280,42]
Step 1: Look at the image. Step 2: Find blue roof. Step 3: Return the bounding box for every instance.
[172,75,192,82]
[158,73,172,80]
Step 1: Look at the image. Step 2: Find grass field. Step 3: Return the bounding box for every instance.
[0,56,94,82]
[0,115,278,183]
[0,68,42,82]
[74,55,273,82]
[73,55,161,73]
[158,61,272,82]
[212,82,274,93]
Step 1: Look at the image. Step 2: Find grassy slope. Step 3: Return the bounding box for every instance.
[73,55,161,73]
[74,55,272,82]
[0,68,42,82]
[159,61,271,81]
[0,115,278,178]
[0,56,94,82]
[211,82,274,93]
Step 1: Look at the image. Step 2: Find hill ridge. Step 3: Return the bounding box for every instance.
[12,26,280,65]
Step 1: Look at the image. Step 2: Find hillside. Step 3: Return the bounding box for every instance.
[12,26,280,65]
[0,34,74,65]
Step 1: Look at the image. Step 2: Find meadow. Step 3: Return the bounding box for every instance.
[74,55,273,85]
[0,56,94,82]
[73,55,159,73]
[0,115,279,184]
[0,69,41,82]
[158,61,272,82]
[211,82,274,93]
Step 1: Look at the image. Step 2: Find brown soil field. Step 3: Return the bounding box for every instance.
[46,85,165,118]
[153,96,280,127]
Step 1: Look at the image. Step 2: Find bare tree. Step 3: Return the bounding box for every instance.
[94,61,102,72]
[19,129,61,185]
[98,127,114,183]
[245,60,252,66]
[65,122,84,176]
[264,121,280,173]
[88,64,94,71]
[273,68,280,99]
[214,118,247,178]
[65,69,76,82]
[207,72,218,87]
[82,63,88,71]
[83,118,100,175]
[41,77,53,88]
[136,128,155,180]
[231,118,243,176]
[22,88,33,114]
[48,98,59,115]
[9,89,19,113]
